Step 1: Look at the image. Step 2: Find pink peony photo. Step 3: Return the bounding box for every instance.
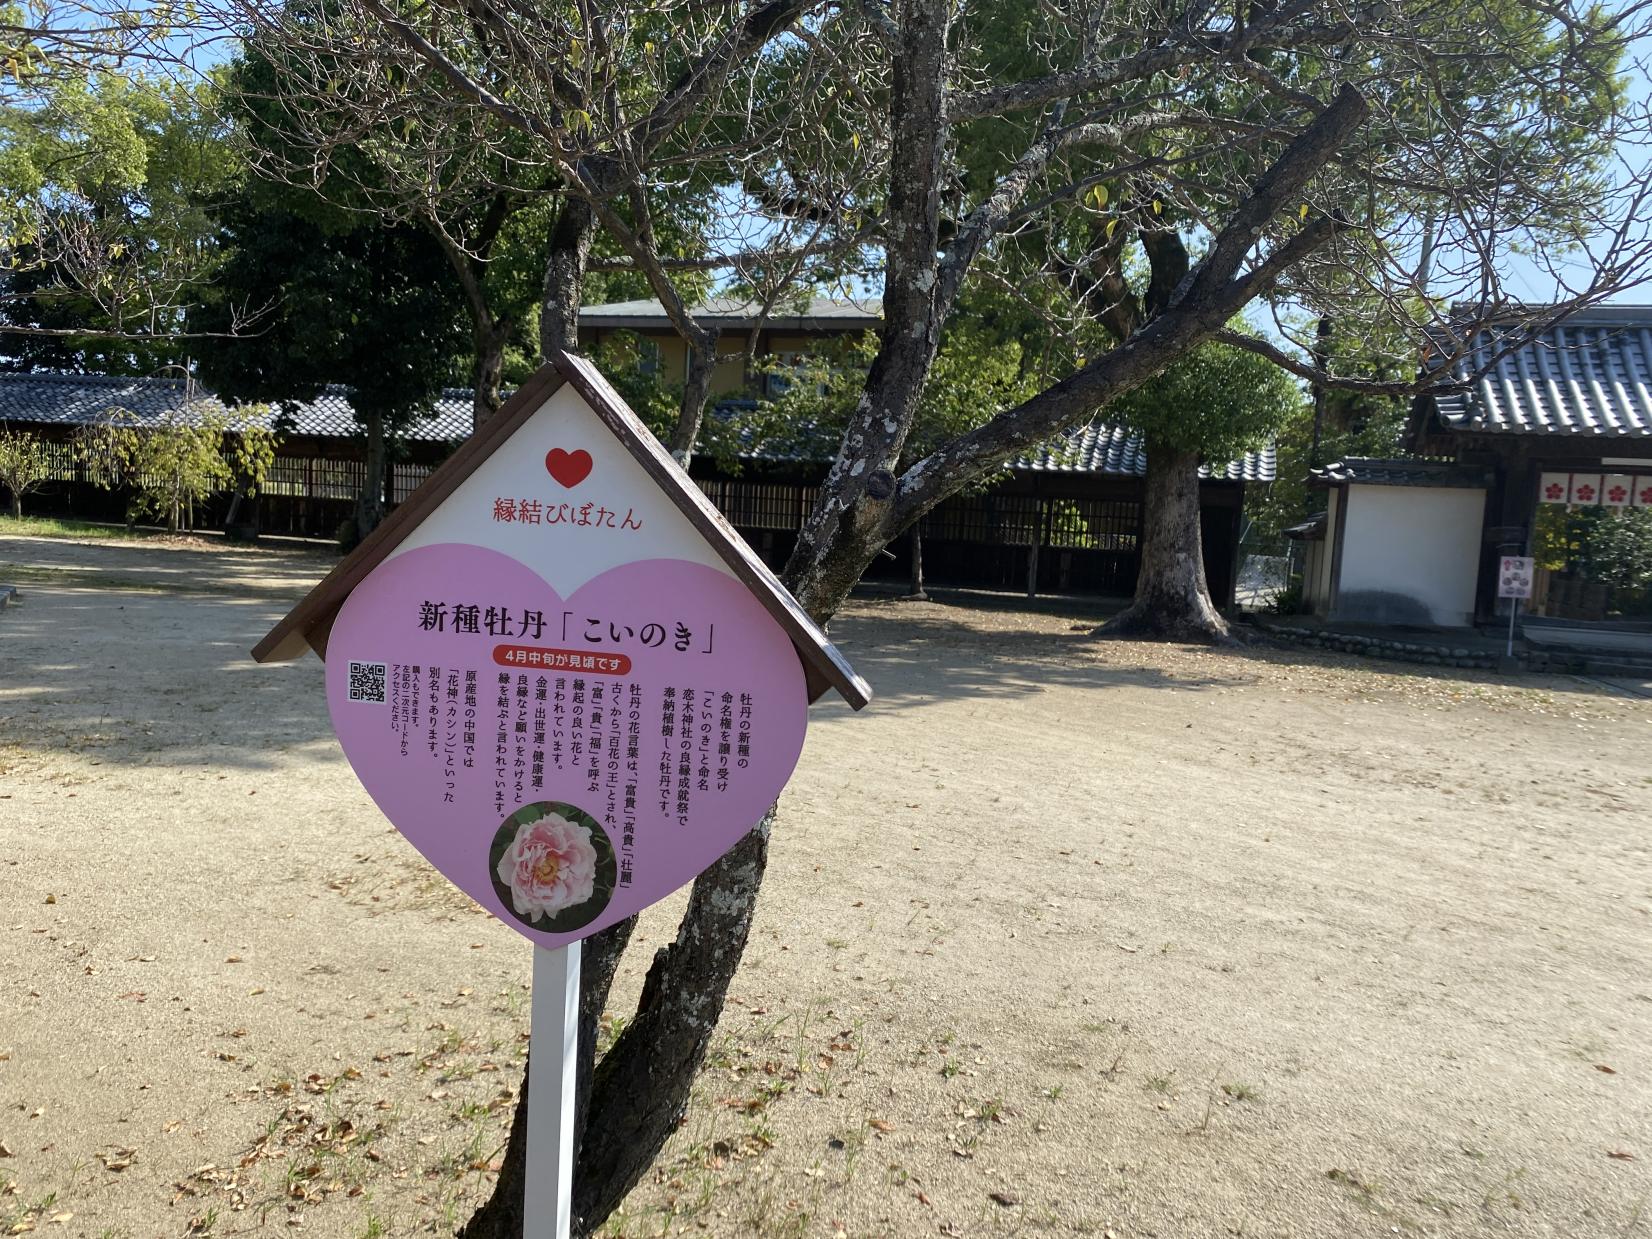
[495,811,599,923]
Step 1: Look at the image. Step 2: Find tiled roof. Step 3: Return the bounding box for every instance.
[0,372,475,441]
[1283,511,1327,540]
[0,371,1275,482]
[581,296,882,331]
[1309,457,1488,488]
[1014,421,1276,481]
[1431,306,1652,437]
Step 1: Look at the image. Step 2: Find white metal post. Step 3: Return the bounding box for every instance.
[1506,595,1518,659]
[526,942,582,1239]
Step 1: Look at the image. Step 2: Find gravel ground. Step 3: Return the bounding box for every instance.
[1,533,1650,1239]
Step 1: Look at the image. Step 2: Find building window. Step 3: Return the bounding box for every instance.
[765,350,829,398]
[638,339,662,378]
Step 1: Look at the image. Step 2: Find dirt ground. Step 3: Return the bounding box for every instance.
[2,532,1650,1239]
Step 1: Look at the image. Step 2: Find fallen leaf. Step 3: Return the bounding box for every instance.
[868,1118,894,1134]
[225,956,244,964]
[98,1147,137,1171]
[42,895,54,905]
[46,1214,72,1226]
[1595,1064,1618,1074]
[0,1141,11,1158]
[1608,1150,1636,1161]
[989,1190,1020,1207]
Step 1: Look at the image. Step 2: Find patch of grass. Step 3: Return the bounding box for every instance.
[1221,1081,1261,1102]
[0,514,158,541]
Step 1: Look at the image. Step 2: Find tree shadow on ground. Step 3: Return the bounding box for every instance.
[0,585,336,773]
[1,552,1634,778]
[821,599,1259,713]
[1216,630,1632,700]
[0,580,1250,773]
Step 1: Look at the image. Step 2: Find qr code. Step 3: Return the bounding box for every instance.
[348,661,387,703]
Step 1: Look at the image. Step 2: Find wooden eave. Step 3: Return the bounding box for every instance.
[251,351,872,712]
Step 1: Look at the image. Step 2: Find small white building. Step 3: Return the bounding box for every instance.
[1297,458,1489,628]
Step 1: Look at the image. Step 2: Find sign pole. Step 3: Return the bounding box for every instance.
[526,941,582,1239]
[1506,595,1518,659]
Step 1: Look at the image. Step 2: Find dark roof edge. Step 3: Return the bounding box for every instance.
[581,314,877,333]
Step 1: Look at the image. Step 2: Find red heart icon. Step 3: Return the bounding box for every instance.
[545,448,593,488]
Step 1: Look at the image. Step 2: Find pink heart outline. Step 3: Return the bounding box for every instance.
[324,543,809,946]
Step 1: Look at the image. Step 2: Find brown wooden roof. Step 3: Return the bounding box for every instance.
[252,351,871,711]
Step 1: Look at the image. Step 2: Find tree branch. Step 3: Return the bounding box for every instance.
[950,7,1358,122]
[1210,328,1441,395]
[894,86,1372,528]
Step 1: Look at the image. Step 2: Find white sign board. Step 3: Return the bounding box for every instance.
[1498,555,1534,600]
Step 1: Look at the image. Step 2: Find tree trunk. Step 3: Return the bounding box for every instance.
[907,524,927,599]
[540,198,595,360]
[472,321,509,431]
[457,916,636,1239]
[669,341,717,467]
[355,411,388,543]
[461,817,773,1239]
[7,491,20,520]
[456,37,993,1220]
[462,189,635,1238]
[1098,441,1231,643]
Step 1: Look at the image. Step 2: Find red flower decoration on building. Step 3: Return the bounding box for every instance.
[1544,483,1566,500]
[1575,484,1597,502]
[1639,484,1652,505]
[1609,485,1628,504]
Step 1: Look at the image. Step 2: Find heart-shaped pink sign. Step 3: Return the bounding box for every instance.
[324,543,808,946]
[545,448,593,488]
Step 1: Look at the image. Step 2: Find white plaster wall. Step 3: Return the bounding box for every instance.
[1333,485,1484,627]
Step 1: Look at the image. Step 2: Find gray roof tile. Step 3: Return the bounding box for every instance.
[1310,457,1488,488]
[0,372,475,441]
[581,296,882,331]
[0,371,1275,482]
[1432,307,1652,437]
[1016,420,1276,480]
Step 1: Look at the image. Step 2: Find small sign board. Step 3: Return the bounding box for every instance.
[254,352,871,948]
[1498,555,1535,600]
[253,354,872,1239]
